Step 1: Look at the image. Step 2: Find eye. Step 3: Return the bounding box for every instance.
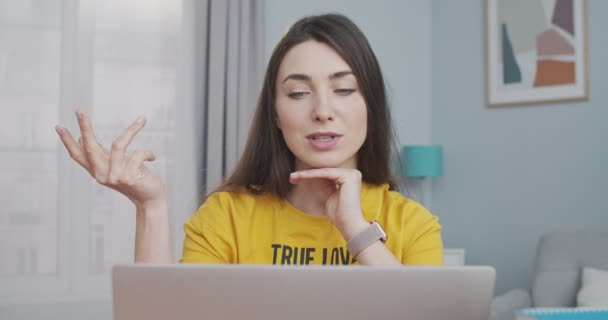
[288,91,309,99]
[335,88,356,96]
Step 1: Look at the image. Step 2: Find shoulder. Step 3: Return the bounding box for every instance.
[361,183,440,229]
[202,188,256,207]
[362,183,428,215]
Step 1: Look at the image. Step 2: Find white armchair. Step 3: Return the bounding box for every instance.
[490,232,608,320]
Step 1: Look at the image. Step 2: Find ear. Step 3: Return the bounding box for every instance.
[276,117,282,130]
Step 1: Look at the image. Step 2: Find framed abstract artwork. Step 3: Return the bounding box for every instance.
[486,0,588,106]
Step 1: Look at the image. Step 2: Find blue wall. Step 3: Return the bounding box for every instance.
[431,0,608,294]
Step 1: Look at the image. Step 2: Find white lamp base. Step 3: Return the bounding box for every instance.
[444,248,466,266]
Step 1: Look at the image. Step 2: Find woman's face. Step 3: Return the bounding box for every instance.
[275,40,367,171]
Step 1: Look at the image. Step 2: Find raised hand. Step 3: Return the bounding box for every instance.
[55,110,166,209]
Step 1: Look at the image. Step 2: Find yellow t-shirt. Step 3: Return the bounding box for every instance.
[180,183,443,265]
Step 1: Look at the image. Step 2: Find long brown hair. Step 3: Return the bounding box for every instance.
[215,13,400,198]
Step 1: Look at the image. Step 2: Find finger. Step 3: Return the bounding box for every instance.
[290,168,346,184]
[75,109,102,155]
[75,110,110,177]
[55,125,90,168]
[124,149,156,180]
[108,142,125,184]
[108,116,146,182]
[78,136,109,157]
[112,116,146,154]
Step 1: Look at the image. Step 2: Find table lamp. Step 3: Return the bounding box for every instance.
[402,145,443,207]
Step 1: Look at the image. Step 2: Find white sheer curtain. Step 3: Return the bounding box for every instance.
[0,0,263,318]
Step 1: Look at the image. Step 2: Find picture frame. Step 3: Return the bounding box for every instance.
[486,0,588,106]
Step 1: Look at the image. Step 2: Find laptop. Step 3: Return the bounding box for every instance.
[112,264,495,320]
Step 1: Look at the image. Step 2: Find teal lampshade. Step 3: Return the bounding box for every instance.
[402,145,443,177]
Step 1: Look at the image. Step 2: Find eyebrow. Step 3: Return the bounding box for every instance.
[282,70,354,83]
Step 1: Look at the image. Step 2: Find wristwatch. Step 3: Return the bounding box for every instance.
[346,220,388,258]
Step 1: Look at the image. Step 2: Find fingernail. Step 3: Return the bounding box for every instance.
[75,110,82,119]
[135,116,145,124]
[55,125,62,135]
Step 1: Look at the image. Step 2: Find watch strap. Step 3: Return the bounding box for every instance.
[346,220,388,258]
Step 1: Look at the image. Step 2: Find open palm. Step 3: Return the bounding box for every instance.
[55,110,166,209]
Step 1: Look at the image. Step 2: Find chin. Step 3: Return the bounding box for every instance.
[301,156,355,169]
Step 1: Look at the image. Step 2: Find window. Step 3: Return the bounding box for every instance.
[0,0,185,303]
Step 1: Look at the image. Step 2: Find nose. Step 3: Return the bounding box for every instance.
[312,93,334,122]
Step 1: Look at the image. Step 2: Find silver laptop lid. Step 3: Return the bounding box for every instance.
[113,264,495,320]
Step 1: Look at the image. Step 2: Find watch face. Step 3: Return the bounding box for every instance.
[372,220,388,242]
[373,220,388,242]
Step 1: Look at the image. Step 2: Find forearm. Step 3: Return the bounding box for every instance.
[340,220,401,266]
[134,199,173,263]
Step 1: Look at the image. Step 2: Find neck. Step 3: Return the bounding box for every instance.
[287,179,332,216]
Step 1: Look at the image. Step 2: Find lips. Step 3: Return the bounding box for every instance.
[306,132,343,150]
[306,132,342,140]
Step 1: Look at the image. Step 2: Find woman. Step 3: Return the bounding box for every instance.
[55,13,443,266]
